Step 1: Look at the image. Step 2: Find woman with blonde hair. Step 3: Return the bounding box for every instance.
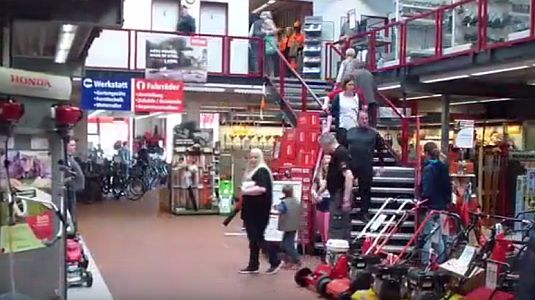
[239,148,282,275]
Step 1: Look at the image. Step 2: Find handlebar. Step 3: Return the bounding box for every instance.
[14,195,65,246]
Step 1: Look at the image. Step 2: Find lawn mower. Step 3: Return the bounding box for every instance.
[294,239,350,297]
[319,198,423,299]
[66,237,93,288]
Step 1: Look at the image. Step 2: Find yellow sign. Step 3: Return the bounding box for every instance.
[1,223,45,253]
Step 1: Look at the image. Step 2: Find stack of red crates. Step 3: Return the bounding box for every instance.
[271,112,322,248]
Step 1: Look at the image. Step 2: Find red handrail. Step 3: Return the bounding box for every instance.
[86,28,265,78]
[327,0,535,74]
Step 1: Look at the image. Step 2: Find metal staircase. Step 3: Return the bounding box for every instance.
[269,77,330,112]
[263,50,419,255]
[350,163,417,253]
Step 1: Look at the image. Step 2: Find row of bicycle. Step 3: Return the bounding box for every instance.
[296,197,533,299]
[79,156,169,201]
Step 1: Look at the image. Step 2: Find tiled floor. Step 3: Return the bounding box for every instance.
[75,192,319,300]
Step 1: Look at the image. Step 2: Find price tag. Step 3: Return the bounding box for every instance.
[485,261,498,289]
[457,245,476,267]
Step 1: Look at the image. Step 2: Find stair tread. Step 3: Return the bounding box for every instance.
[313,242,413,253]
[371,187,415,194]
[351,232,414,239]
[373,176,414,183]
[352,219,415,227]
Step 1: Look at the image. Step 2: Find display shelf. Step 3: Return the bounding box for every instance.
[303,15,323,79]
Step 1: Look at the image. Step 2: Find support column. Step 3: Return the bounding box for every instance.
[441,94,450,155]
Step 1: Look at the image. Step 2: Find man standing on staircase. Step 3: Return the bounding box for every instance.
[346,110,386,222]
[318,132,354,241]
[350,59,379,128]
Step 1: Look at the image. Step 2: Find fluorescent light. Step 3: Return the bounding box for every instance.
[268,0,276,4]
[88,110,105,119]
[233,89,264,94]
[421,74,469,83]
[406,94,441,100]
[378,84,400,91]
[450,98,512,106]
[471,65,529,76]
[54,24,78,64]
[185,86,226,92]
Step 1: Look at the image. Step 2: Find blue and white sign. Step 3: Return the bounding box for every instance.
[81,77,132,111]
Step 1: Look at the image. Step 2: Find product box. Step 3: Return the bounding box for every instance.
[296,128,320,148]
[297,112,321,129]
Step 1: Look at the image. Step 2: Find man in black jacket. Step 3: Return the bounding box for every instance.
[516,228,535,300]
[177,5,196,34]
[346,110,386,222]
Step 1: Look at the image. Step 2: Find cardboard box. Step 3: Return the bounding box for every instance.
[297,112,321,129]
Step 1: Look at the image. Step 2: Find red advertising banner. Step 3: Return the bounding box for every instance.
[133,79,185,113]
[26,210,54,241]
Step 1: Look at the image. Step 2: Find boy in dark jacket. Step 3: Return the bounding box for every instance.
[420,142,451,265]
[274,184,303,269]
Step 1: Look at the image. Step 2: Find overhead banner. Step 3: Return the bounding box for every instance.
[133,79,185,113]
[81,77,132,111]
[145,35,208,83]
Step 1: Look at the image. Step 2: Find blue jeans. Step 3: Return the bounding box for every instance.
[421,214,448,265]
[282,231,300,263]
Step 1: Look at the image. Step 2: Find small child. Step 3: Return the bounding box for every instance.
[274,184,303,269]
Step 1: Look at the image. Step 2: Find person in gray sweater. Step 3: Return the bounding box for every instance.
[274,184,303,269]
[66,138,85,234]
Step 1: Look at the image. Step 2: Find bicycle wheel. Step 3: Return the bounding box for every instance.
[126,177,146,201]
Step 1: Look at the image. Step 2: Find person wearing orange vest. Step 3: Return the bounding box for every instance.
[287,21,305,72]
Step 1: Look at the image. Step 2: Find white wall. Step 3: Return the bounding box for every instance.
[313,0,394,39]
[86,0,250,75]
[123,0,152,30]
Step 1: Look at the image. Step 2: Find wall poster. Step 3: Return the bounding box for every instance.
[145,34,208,83]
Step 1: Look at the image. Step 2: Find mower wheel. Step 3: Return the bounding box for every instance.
[294,267,313,287]
[316,275,331,297]
[338,292,352,300]
[80,256,89,269]
[84,271,93,288]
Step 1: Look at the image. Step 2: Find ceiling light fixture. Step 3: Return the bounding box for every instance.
[54,24,78,64]
[450,98,512,106]
[405,94,442,100]
[377,83,401,91]
[471,65,529,76]
[421,74,469,83]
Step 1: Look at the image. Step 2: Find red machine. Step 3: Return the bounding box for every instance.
[294,239,351,297]
[51,104,92,288]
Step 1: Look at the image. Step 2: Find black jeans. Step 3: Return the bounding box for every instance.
[245,220,280,269]
[336,127,348,147]
[355,166,373,214]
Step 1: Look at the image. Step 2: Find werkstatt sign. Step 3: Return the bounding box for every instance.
[0,67,72,101]
[81,77,132,111]
[133,79,184,113]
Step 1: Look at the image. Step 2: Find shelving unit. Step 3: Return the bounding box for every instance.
[303,16,323,79]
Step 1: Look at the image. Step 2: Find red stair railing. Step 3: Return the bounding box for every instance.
[325,0,535,74]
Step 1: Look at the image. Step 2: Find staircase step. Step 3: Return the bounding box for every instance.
[351,232,414,240]
[313,242,413,254]
[351,219,415,227]
[373,176,414,184]
[354,197,414,204]
[371,187,415,195]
